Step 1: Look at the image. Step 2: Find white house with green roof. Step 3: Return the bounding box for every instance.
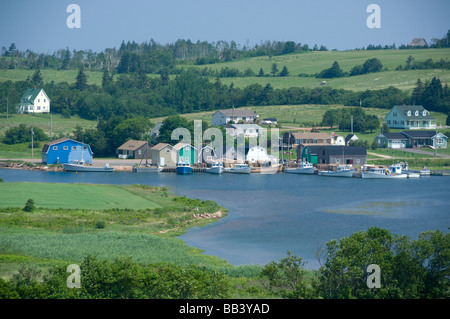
[17,87,50,114]
[384,105,436,130]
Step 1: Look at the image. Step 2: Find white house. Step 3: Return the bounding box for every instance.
[212,109,258,126]
[225,124,264,138]
[384,105,436,130]
[17,87,50,114]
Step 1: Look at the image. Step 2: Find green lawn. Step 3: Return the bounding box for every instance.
[0,182,164,210]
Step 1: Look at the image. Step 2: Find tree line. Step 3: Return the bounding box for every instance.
[2,29,448,72]
[0,227,448,299]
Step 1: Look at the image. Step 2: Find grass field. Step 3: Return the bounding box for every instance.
[0,112,97,137]
[0,182,237,280]
[184,48,450,92]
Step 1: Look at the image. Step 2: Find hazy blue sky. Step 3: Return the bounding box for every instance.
[1,0,449,53]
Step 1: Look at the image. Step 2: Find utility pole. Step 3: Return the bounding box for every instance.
[6,97,8,119]
[50,115,53,140]
[31,127,34,159]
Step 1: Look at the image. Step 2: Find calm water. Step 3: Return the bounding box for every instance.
[1,168,449,269]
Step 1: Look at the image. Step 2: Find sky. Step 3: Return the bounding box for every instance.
[0,0,449,53]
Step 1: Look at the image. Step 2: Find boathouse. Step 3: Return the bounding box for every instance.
[116,140,152,159]
[42,138,93,164]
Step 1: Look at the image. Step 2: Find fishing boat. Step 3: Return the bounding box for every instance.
[206,162,224,174]
[176,162,192,174]
[133,165,163,173]
[361,167,407,179]
[225,163,252,174]
[420,166,431,176]
[318,165,354,178]
[252,162,281,175]
[63,160,114,172]
[284,162,315,174]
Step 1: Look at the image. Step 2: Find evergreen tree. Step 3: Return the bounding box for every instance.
[258,68,265,77]
[31,69,43,87]
[271,63,279,77]
[280,66,289,77]
[75,66,88,90]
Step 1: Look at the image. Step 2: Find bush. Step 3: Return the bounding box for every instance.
[95,220,106,229]
[23,199,35,212]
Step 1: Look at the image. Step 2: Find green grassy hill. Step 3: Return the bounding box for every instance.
[184,48,450,92]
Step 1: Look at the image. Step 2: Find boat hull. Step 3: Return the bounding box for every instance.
[284,167,315,174]
[226,167,252,174]
[63,164,114,172]
[253,164,281,175]
[176,166,192,174]
[133,166,163,173]
[318,170,354,177]
[206,166,224,174]
[361,172,407,179]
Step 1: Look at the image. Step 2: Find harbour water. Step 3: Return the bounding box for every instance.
[0,168,449,269]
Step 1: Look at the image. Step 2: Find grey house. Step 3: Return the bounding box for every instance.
[384,105,436,130]
[402,131,448,149]
[375,132,409,149]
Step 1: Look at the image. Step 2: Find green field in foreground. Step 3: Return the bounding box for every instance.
[0,182,165,210]
[0,182,237,278]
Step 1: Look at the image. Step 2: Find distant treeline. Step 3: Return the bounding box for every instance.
[1,29,449,72]
[1,68,448,124]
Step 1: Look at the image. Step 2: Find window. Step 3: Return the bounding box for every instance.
[83,146,87,150]
[166,149,170,153]
[415,110,419,116]
[63,146,68,151]
[38,99,40,102]
[393,112,397,117]
[53,146,58,150]
[44,99,46,102]
[72,146,77,150]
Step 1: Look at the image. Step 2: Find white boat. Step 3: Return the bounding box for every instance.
[284,162,315,174]
[362,167,407,179]
[225,163,252,174]
[206,162,224,174]
[64,160,114,172]
[420,167,431,176]
[407,172,421,178]
[318,165,354,178]
[133,165,163,173]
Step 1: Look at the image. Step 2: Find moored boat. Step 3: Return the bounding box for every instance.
[176,162,192,174]
[251,162,281,174]
[284,162,315,174]
[225,163,251,174]
[133,165,163,173]
[63,160,114,172]
[206,162,224,174]
[361,167,407,179]
[318,165,354,178]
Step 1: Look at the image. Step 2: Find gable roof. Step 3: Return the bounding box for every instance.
[41,138,91,154]
[173,142,197,151]
[401,130,443,139]
[216,109,257,117]
[117,140,150,151]
[410,38,427,47]
[151,143,173,151]
[389,105,436,120]
[379,132,408,140]
[321,146,367,156]
[20,88,50,103]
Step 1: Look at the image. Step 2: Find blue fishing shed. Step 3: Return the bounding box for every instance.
[41,138,93,164]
